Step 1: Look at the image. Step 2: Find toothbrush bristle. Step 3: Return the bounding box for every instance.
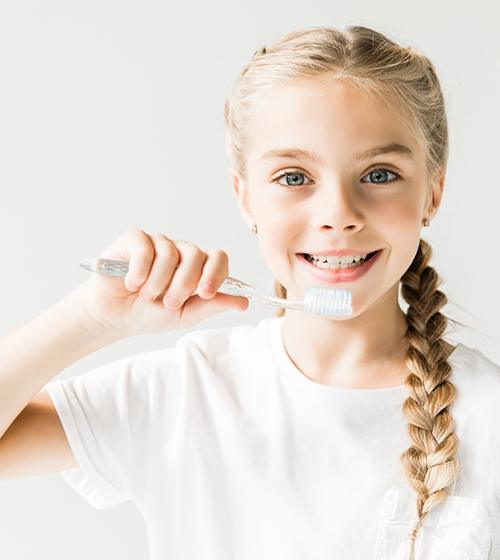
[303,287,353,317]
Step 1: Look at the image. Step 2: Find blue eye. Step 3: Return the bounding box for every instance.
[361,168,401,185]
[273,167,402,189]
[274,171,311,188]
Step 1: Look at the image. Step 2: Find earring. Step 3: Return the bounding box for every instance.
[251,223,258,234]
[423,217,430,227]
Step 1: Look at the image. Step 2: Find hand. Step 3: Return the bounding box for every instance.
[72,228,249,339]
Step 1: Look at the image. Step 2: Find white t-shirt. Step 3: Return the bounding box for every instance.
[44,316,500,560]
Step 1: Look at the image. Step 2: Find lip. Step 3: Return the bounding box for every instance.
[296,249,383,284]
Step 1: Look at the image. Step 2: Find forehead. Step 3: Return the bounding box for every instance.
[247,79,419,162]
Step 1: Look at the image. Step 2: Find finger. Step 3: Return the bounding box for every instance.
[177,291,250,327]
[196,249,229,299]
[119,229,156,292]
[136,234,180,301]
[161,243,207,309]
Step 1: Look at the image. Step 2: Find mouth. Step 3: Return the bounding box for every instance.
[295,249,383,283]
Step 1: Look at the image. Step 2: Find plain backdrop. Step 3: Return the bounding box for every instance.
[0,0,499,558]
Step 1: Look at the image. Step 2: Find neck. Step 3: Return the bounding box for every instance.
[281,283,410,389]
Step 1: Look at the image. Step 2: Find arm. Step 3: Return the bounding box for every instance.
[0,285,122,440]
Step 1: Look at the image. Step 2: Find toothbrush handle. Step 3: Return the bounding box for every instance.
[79,258,300,310]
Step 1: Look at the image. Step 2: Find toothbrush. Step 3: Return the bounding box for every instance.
[79,258,353,317]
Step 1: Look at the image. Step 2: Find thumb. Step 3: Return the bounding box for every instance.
[181,292,250,322]
[211,292,250,312]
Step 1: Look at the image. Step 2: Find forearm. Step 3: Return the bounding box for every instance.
[0,286,122,439]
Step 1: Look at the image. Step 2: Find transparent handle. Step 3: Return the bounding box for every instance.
[215,277,262,299]
[80,258,262,300]
[80,258,129,278]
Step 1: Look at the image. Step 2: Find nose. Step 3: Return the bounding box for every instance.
[311,180,364,233]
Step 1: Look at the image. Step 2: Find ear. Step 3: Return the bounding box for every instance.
[425,168,446,220]
[229,169,256,228]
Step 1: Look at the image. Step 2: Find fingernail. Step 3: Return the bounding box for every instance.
[165,296,180,309]
[201,282,214,293]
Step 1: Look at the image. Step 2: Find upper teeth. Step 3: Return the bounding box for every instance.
[308,253,369,264]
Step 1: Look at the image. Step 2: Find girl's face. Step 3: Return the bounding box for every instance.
[232,78,444,318]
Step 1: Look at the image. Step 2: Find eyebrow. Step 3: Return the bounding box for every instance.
[260,143,414,163]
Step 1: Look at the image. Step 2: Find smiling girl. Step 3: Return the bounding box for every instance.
[1,24,499,560]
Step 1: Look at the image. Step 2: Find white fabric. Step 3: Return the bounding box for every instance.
[44,316,500,559]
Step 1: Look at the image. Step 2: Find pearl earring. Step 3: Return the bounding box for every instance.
[423,217,430,227]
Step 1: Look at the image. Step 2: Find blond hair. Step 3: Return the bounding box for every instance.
[223,25,462,559]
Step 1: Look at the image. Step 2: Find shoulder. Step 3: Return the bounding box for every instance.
[174,316,276,361]
[169,317,281,398]
[451,342,500,383]
[449,342,500,414]
[448,343,500,501]
[116,318,267,370]
[100,317,277,392]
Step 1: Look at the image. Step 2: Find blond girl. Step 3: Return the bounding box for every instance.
[1,25,498,560]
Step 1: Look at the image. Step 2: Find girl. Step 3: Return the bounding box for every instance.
[1,25,499,560]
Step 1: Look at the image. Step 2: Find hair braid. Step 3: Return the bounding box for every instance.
[399,237,459,559]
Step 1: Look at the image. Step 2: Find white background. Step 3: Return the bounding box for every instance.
[0,0,498,558]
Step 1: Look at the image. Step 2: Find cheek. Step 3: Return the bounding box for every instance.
[376,201,422,271]
[256,214,301,282]
[257,197,305,241]
[378,198,419,227]
[379,202,422,250]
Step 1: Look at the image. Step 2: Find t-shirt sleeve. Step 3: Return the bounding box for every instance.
[43,346,181,511]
